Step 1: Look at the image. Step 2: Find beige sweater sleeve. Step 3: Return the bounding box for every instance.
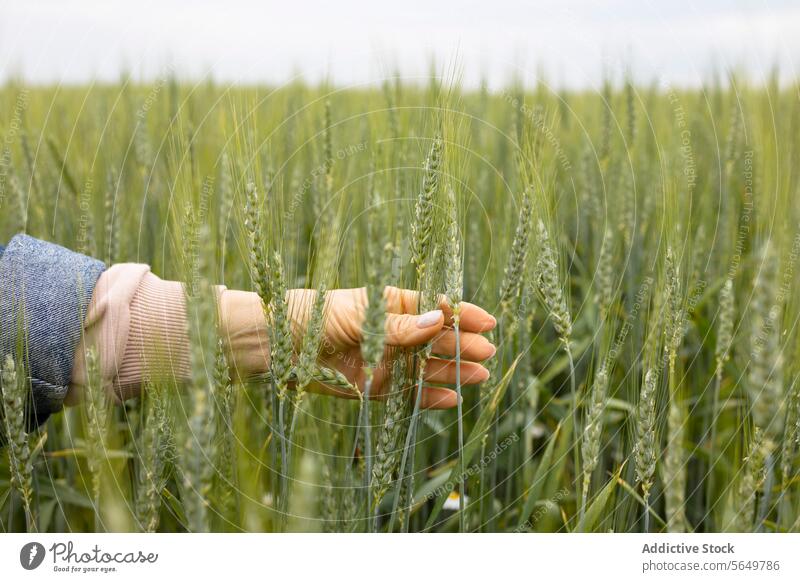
[68,265,244,404]
[115,270,193,399]
[68,263,152,404]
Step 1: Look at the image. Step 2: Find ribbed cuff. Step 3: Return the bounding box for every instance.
[116,272,192,397]
[69,263,150,404]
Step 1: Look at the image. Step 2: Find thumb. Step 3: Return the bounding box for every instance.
[385,309,444,347]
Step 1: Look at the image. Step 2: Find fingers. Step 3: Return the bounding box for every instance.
[309,381,463,409]
[383,286,497,333]
[383,286,420,314]
[421,387,459,409]
[307,377,458,410]
[384,310,444,347]
[449,301,497,333]
[431,330,496,361]
[424,357,489,385]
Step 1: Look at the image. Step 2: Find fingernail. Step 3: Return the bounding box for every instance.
[417,309,443,328]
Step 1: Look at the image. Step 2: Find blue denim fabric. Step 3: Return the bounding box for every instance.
[0,235,105,430]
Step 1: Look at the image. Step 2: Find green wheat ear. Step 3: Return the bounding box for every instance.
[733,428,769,532]
[361,187,389,374]
[536,220,573,343]
[83,346,108,529]
[217,150,234,253]
[716,278,735,372]
[664,391,688,532]
[103,169,120,265]
[371,357,410,508]
[499,187,533,309]
[580,365,609,528]
[594,226,615,320]
[244,181,271,308]
[749,242,784,444]
[635,367,658,522]
[268,251,294,401]
[212,338,238,527]
[410,135,442,284]
[663,247,684,359]
[178,204,218,533]
[2,354,36,531]
[135,378,170,533]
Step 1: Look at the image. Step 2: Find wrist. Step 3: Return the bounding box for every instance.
[219,288,318,381]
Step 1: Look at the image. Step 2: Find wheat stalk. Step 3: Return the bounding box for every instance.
[133,115,153,173]
[625,77,636,146]
[444,186,466,531]
[135,379,170,532]
[535,220,577,471]
[749,242,784,443]
[323,100,334,196]
[707,278,735,508]
[217,150,234,256]
[371,356,409,527]
[266,251,294,524]
[179,210,217,533]
[747,242,784,527]
[664,395,687,531]
[104,169,120,264]
[180,387,213,532]
[388,135,442,531]
[781,379,800,500]
[83,346,108,530]
[212,338,238,526]
[8,165,28,233]
[361,196,390,529]
[662,247,687,531]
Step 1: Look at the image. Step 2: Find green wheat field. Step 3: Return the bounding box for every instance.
[1,72,799,533]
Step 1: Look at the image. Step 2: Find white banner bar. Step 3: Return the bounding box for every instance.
[2,533,799,581]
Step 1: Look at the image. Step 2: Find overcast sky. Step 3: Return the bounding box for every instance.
[1,0,798,89]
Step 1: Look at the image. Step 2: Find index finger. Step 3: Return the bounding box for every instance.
[444,300,497,333]
[383,286,496,333]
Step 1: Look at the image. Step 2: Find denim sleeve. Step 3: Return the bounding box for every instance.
[0,234,106,430]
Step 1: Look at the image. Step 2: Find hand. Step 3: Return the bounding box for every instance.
[219,286,497,409]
